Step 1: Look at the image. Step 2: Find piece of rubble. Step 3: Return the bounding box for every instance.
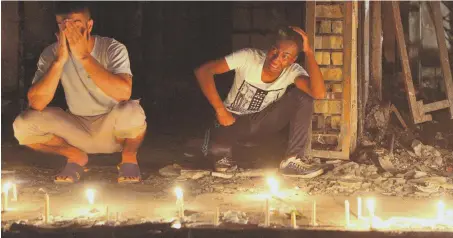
[414,184,440,194]
[212,172,234,179]
[378,155,398,174]
[236,168,278,177]
[411,140,423,157]
[222,210,248,224]
[158,164,182,177]
[180,170,211,180]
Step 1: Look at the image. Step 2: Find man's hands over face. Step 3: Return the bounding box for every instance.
[63,21,91,60]
[55,26,69,64]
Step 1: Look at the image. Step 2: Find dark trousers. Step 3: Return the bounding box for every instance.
[203,86,314,159]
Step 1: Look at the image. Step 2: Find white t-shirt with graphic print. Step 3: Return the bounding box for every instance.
[224,48,309,115]
[32,35,132,116]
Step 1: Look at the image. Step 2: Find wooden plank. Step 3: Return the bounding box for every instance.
[370,1,382,100]
[382,1,396,63]
[428,2,453,119]
[422,100,450,113]
[305,1,316,158]
[350,1,358,154]
[391,2,427,124]
[357,1,369,144]
[312,150,349,160]
[390,104,408,130]
[338,1,354,159]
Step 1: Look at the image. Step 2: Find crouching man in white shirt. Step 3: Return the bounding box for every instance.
[194,26,326,178]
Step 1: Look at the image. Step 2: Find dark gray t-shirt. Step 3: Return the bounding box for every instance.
[32,35,132,116]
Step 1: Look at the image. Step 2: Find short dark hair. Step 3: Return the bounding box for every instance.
[54,2,91,18]
[275,26,304,53]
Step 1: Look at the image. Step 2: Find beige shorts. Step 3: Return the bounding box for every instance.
[13,100,147,154]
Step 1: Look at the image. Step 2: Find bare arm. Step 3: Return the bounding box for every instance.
[28,30,69,111]
[295,49,326,99]
[80,56,132,102]
[194,58,231,112]
[290,26,326,99]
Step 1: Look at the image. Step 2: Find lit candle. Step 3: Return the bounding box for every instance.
[312,200,318,226]
[266,177,279,196]
[264,197,270,227]
[2,182,11,211]
[366,198,375,228]
[345,200,350,227]
[174,187,184,219]
[106,206,110,221]
[437,200,445,221]
[357,197,362,219]
[86,189,95,205]
[291,210,297,228]
[44,193,50,224]
[11,184,17,202]
[214,207,220,226]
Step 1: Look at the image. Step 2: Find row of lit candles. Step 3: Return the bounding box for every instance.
[2,178,451,229]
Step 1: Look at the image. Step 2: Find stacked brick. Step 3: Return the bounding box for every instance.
[312,2,344,150]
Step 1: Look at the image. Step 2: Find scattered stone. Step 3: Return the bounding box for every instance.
[222,210,248,224]
[236,168,278,177]
[158,164,182,177]
[411,140,423,157]
[180,170,211,180]
[212,172,234,179]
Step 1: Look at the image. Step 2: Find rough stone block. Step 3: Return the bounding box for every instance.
[319,20,332,33]
[328,100,342,114]
[332,83,343,92]
[315,36,323,49]
[315,4,343,18]
[321,68,343,81]
[314,100,329,114]
[332,20,343,33]
[331,115,341,129]
[315,52,331,65]
[233,8,251,30]
[329,36,343,49]
[232,34,250,51]
[331,52,343,65]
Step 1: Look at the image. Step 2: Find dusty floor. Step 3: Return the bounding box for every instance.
[2,108,453,233]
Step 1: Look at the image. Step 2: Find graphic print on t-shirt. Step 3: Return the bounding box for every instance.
[227,81,285,114]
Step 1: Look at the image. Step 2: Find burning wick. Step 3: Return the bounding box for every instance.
[345,200,350,227]
[174,187,184,219]
[86,189,96,205]
[2,182,12,212]
[366,198,375,228]
[357,197,362,219]
[44,193,50,224]
[266,177,279,196]
[312,200,318,226]
[437,200,445,221]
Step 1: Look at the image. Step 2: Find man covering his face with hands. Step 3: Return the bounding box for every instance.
[13,2,147,184]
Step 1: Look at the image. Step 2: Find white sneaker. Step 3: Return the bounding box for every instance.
[214,156,238,172]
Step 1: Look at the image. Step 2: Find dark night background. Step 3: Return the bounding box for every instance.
[1,2,306,167]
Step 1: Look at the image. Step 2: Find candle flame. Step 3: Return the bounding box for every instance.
[174,187,183,200]
[366,198,375,217]
[86,189,95,205]
[266,177,279,195]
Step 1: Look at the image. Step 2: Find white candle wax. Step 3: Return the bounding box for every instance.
[357,197,362,219]
[291,210,297,228]
[11,184,17,202]
[264,198,270,227]
[345,200,350,227]
[44,193,50,224]
[312,200,318,226]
